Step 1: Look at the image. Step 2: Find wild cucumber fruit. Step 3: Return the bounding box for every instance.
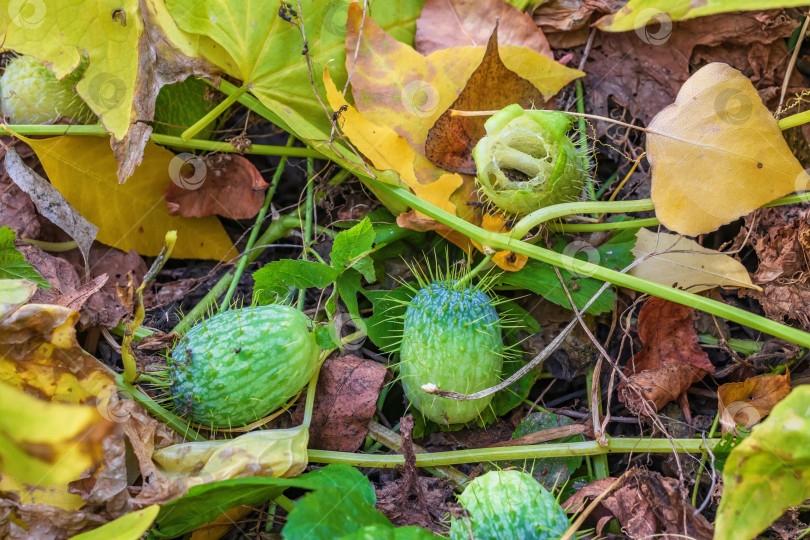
[449,470,569,540]
[473,104,587,215]
[0,55,95,125]
[399,280,503,425]
[169,305,321,428]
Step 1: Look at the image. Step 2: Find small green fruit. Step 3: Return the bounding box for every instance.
[170,305,321,428]
[473,104,587,215]
[1,55,95,125]
[449,470,569,540]
[399,280,503,425]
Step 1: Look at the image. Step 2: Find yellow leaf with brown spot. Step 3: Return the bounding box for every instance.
[718,371,791,435]
[0,304,114,488]
[648,63,810,236]
[15,134,234,260]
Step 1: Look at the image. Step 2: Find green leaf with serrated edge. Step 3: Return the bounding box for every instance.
[74,505,159,540]
[362,286,415,352]
[715,386,810,540]
[0,227,49,288]
[253,260,340,305]
[282,467,389,540]
[151,464,363,539]
[316,325,339,349]
[497,229,637,315]
[335,270,363,318]
[331,217,375,270]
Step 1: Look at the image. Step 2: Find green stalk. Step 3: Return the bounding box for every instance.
[778,109,810,130]
[366,179,810,347]
[115,374,205,442]
[308,437,720,468]
[181,83,248,141]
[698,334,763,356]
[220,135,295,310]
[691,413,720,506]
[548,217,660,233]
[512,199,655,239]
[586,368,610,479]
[0,124,323,158]
[298,158,315,311]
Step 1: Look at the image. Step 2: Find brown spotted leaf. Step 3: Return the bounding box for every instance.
[425,24,545,174]
[718,371,791,435]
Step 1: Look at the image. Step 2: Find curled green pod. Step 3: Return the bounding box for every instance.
[473,104,588,215]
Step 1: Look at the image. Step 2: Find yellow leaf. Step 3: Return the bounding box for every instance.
[1,0,141,140]
[629,228,760,292]
[16,134,234,260]
[647,63,810,236]
[346,3,581,171]
[73,505,161,540]
[152,425,308,488]
[324,69,462,218]
[718,372,791,435]
[0,303,115,487]
[0,474,84,509]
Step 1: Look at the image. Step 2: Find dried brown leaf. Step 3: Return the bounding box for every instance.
[293,354,390,452]
[718,371,791,434]
[164,154,269,219]
[425,25,545,174]
[619,297,714,414]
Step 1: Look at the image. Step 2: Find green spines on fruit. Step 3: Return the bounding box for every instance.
[399,280,503,425]
[449,470,569,540]
[170,305,321,428]
[473,104,587,215]
[1,55,95,125]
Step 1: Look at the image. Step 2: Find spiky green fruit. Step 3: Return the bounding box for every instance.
[170,305,321,428]
[449,470,569,540]
[399,281,503,425]
[0,55,95,125]
[473,104,587,215]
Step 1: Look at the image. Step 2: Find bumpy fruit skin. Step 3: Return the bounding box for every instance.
[449,470,569,540]
[170,305,320,428]
[1,55,95,125]
[473,103,586,215]
[399,281,503,425]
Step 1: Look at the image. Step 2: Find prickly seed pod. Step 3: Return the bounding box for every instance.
[167,304,321,428]
[0,55,96,125]
[472,104,588,216]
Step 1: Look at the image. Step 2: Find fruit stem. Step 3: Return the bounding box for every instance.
[0,124,323,158]
[454,253,494,290]
[298,158,315,311]
[307,436,721,467]
[365,179,810,347]
[180,82,249,141]
[115,373,205,442]
[220,135,295,310]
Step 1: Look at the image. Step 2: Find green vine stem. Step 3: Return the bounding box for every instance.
[172,213,303,335]
[298,158,315,311]
[181,83,249,141]
[220,135,295,310]
[366,179,810,347]
[308,436,720,468]
[0,124,323,159]
[114,373,205,442]
[543,193,810,234]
